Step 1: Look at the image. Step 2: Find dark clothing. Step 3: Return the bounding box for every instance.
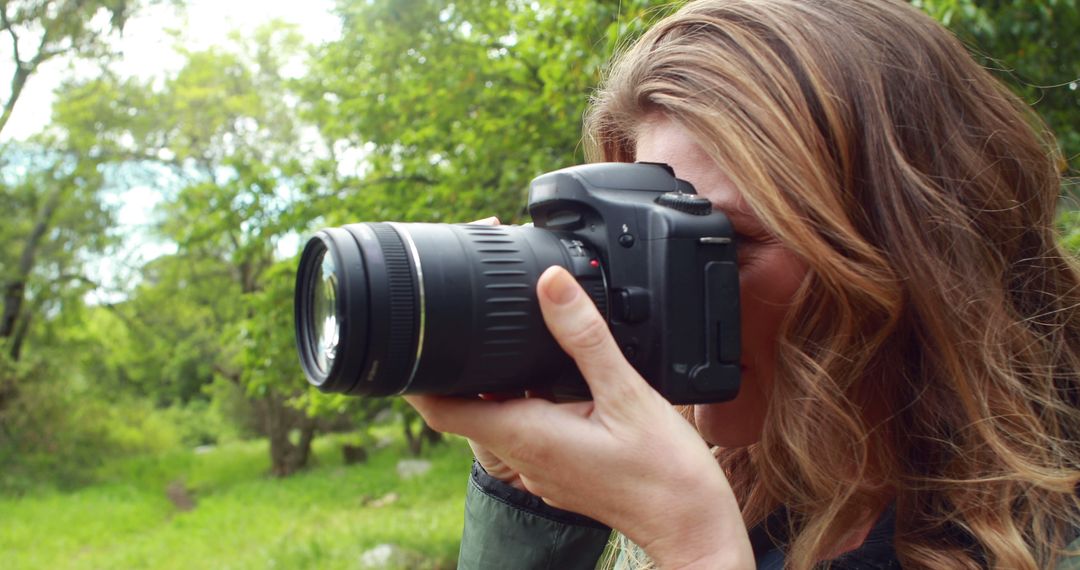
[458,461,1080,569]
[458,461,610,570]
[748,505,899,569]
[459,462,901,569]
[1062,539,1080,570]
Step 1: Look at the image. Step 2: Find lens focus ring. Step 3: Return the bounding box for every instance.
[370,223,418,387]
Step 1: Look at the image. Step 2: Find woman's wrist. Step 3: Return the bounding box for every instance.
[648,538,755,569]
[645,521,755,570]
[636,474,754,570]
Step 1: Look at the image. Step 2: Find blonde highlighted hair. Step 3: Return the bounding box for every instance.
[586,0,1080,568]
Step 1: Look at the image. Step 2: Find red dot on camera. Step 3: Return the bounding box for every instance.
[590,259,599,268]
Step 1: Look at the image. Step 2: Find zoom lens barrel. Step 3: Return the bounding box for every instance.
[294,222,607,397]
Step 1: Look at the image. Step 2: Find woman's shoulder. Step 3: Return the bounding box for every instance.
[1057,535,1080,570]
[754,505,1079,570]
[826,505,900,569]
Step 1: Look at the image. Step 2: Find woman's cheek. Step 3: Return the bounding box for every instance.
[694,375,770,447]
[694,246,806,447]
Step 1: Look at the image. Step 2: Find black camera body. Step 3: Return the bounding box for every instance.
[528,163,741,403]
[293,162,741,404]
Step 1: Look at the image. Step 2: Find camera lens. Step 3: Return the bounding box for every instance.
[294,222,607,397]
[309,249,339,374]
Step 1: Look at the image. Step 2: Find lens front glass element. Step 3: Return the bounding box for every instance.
[310,249,340,374]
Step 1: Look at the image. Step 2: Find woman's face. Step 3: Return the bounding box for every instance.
[635,117,808,447]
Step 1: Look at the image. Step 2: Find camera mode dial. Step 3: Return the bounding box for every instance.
[656,192,712,216]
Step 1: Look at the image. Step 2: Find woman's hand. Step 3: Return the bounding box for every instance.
[405,265,754,569]
[466,392,528,490]
[454,216,529,490]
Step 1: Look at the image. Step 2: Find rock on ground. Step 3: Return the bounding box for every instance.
[358,543,433,569]
[395,458,432,479]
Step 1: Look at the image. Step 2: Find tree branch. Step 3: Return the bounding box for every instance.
[212,362,242,384]
[101,301,154,341]
[0,184,64,340]
[52,273,100,288]
[0,2,30,137]
[1,2,23,69]
[333,173,438,199]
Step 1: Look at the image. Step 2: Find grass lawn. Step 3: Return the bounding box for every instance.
[0,433,474,569]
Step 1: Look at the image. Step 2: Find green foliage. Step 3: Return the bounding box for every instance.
[303,0,674,225]
[0,143,118,358]
[54,21,316,408]
[99,253,237,404]
[160,399,243,447]
[68,23,362,474]
[203,375,261,439]
[234,260,299,398]
[0,0,154,367]
[0,0,144,137]
[1059,210,1080,254]
[913,0,1080,177]
[0,353,185,493]
[0,434,474,569]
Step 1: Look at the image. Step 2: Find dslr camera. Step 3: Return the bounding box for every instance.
[293,162,741,404]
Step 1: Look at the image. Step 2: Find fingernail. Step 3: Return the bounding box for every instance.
[542,266,579,305]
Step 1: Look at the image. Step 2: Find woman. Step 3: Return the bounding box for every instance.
[407,0,1080,567]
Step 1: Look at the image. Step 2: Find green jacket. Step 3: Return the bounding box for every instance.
[458,462,610,569]
[458,462,1080,569]
[1060,536,1080,570]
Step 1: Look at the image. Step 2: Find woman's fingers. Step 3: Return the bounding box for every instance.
[405,394,548,443]
[404,395,491,439]
[536,266,655,415]
[404,395,594,455]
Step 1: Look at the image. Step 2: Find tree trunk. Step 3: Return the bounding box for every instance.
[0,367,17,422]
[402,415,443,456]
[9,309,31,361]
[261,392,317,477]
[403,415,422,456]
[0,280,26,346]
[1,185,63,360]
[0,58,32,138]
[422,423,443,446]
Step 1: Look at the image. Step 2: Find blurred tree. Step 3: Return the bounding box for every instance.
[55,22,326,474]
[0,0,162,360]
[94,253,233,405]
[0,1,179,479]
[0,114,124,455]
[0,0,143,136]
[143,26,318,475]
[0,146,114,361]
[303,0,671,226]
[912,0,1080,177]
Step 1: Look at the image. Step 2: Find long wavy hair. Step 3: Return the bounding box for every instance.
[585,0,1080,568]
